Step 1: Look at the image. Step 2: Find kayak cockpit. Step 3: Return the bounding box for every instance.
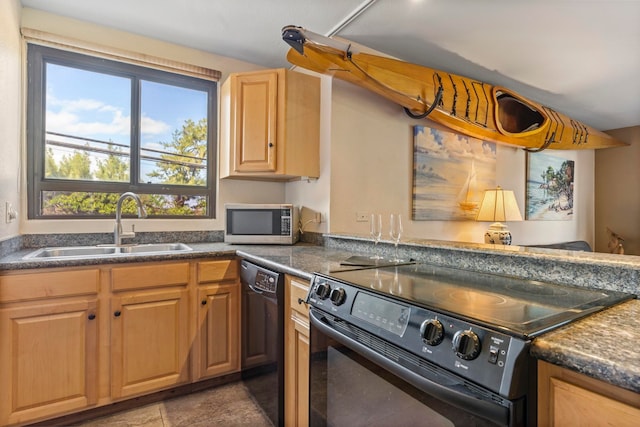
[496,90,545,134]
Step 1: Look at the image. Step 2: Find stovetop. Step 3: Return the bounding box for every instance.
[325,262,633,338]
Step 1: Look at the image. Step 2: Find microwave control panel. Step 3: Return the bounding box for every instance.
[280,209,291,235]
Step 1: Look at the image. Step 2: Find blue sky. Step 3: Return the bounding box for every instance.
[45,63,207,149]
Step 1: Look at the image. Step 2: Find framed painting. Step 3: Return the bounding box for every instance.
[412,125,496,221]
[526,152,574,220]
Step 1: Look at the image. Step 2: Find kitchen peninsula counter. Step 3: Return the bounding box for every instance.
[0,235,638,394]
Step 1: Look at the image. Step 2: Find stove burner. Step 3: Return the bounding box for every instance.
[434,289,510,307]
[504,281,571,297]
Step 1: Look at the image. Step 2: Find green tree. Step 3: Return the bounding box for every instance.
[146,118,207,186]
[145,118,208,214]
[58,149,92,180]
[43,145,136,215]
[42,120,208,216]
[96,144,129,182]
[44,147,61,178]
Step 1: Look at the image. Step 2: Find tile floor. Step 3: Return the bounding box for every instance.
[71,382,272,427]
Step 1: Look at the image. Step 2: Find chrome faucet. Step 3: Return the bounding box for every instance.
[114,192,147,246]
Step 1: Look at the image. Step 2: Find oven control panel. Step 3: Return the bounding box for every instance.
[309,275,531,399]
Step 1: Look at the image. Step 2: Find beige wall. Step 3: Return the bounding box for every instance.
[329,79,595,246]
[0,0,21,242]
[19,8,287,235]
[595,126,640,255]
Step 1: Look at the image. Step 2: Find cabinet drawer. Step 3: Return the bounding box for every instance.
[0,269,99,303]
[197,259,238,283]
[289,278,310,319]
[111,262,189,291]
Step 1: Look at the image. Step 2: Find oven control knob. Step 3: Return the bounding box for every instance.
[329,287,347,306]
[452,330,481,360]
[420,319,444,346]
[315,282,331,300]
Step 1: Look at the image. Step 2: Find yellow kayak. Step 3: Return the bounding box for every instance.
[282,25,626,151]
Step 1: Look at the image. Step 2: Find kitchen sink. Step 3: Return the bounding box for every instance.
[118,243,192,254]
[23,243,192,260]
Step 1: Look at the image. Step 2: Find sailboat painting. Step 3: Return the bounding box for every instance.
[413,125,496,221]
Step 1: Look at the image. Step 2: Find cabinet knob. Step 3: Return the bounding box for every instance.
[201,299,207,306]
[268,142,274,148]
[88,313,96,320]
[114,310,121,317]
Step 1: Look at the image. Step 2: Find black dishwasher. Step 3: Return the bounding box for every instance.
[240,259,284,427]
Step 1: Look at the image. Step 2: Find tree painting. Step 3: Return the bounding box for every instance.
[526,152,574,220]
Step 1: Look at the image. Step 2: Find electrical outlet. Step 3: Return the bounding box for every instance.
[5,202,17,223]
[356,212,369,222]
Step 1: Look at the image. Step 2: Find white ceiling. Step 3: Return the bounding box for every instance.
[20,0,640,131]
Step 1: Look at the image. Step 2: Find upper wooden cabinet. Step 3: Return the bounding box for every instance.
[220,68,320,180]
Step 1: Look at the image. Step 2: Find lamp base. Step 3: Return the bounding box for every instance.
[484,222,512,245]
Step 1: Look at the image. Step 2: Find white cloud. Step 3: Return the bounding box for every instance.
[141,115,171,136]
[46,94,170,138]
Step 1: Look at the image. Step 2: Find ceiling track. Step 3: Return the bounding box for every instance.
[288,0,378,71]
[325,0,379,37]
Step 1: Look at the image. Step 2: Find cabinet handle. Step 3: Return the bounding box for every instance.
[268,142,274,148]
[201,299,207,306]
[114,310,121,317]
[297,298,307,305]
[88,313,96,320]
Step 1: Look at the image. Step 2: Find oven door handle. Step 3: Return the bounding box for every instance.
[309,309,511,426]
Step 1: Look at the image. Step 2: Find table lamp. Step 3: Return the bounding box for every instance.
[475,187,522,245]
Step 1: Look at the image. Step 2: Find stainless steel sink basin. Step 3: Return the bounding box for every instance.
[24,246,119,258]
[23,243,192,260]
[118,243,192,254]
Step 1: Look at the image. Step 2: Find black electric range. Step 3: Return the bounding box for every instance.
[307,262,633,426]
[321,262,633,339]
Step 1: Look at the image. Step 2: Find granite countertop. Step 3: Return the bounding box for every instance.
[0,242,356,275]
[531,299,640,393]
[1,239,638,394]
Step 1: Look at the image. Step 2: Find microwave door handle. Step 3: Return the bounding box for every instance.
[309,309,510,425]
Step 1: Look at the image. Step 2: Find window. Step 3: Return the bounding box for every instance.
[26,44,217,219]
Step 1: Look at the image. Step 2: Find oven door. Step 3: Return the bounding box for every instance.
[309,309,526,427]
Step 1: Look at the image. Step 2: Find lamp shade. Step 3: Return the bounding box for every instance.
[475,187,523,222]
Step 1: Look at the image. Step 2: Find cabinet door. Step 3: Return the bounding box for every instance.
[0,299,98,426]
[111,289,189,399]
[538,360,640,427]
[285,312,310,427]
[233,71,278,173]
[195,282,240,380]
[285,277,310,427]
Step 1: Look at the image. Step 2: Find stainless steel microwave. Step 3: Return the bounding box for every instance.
[224,203,299,244]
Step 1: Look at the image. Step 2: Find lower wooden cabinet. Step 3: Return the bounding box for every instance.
[110,288,190,399]
[0,258,240,426]
[0,269,99,426]
[284,275,310,427]
[194,280,240,380]
[538,360,640,426]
